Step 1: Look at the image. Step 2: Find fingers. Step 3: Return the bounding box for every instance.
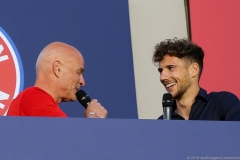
[84,99,108,118]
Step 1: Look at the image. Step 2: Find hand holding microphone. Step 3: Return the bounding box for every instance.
[76,90,108,118]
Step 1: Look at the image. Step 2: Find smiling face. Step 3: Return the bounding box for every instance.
[158,55,192,99]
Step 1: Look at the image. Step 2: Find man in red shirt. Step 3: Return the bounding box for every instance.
[7,42,107,118]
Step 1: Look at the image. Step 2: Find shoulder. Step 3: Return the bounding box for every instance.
[198,88,239,104]
[20,87,52,99]
[208,91,240,116]
[18,87,56,106]
[208,91,239,102]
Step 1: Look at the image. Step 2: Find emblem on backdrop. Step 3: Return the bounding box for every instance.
[0,27,24,115]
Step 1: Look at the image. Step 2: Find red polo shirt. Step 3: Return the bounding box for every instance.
[7,87,67,117]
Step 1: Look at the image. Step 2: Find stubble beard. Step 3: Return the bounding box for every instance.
[172,74,191,100]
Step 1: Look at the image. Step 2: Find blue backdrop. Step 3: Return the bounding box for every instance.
[0,1,138,118]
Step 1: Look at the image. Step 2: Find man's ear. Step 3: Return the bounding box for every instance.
[52,61,61,78]
[189,63,199,78]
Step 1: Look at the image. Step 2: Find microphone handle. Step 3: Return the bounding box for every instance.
[163,107,172,120]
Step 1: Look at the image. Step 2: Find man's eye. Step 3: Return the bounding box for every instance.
[168,66,175,70]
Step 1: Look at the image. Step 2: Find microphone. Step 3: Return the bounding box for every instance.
[162,93,173,120]
[76,90,91,108]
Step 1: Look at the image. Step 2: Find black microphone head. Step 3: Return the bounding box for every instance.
[162,93,173,108]
[76,90,91,108]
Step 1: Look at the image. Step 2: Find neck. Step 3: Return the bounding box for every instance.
[175,85,200,120]
[34,77,62,103]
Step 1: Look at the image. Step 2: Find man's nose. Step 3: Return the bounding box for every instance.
[79,75,85,86]
[160,69,169,81]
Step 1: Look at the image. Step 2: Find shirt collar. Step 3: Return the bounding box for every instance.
[197,88,208,102]
[172,87,208,112]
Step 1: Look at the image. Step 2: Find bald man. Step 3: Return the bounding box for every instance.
[7,42,107,118]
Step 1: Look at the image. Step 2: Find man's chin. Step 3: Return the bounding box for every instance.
[168,92,177,99]
[172,93,183,100]
[62,97,76,102]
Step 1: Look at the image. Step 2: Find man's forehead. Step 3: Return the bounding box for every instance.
[73,62,84,73]
[159,56,184,67]
[63,59,84,71]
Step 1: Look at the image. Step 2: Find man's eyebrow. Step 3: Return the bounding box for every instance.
[158,65,176,72]
[80,68,84,73]
[166,65,176,68]
[77,67,84,73]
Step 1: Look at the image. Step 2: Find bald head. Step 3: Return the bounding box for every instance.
[36,42,83,73]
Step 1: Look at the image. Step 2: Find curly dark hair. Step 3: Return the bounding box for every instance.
[153,38,204,78]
